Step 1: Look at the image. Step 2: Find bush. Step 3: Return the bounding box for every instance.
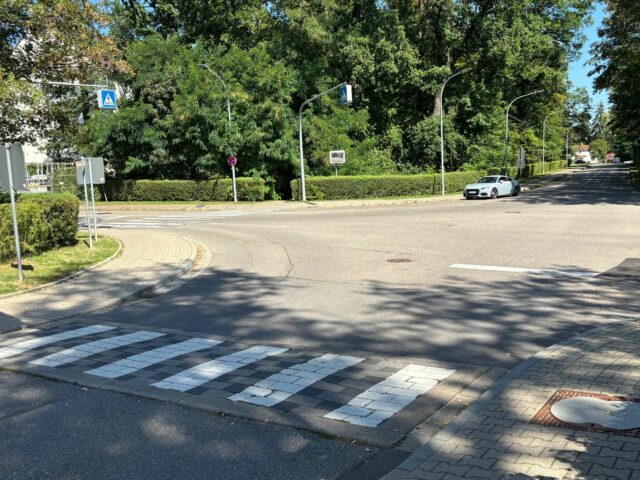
[290,171,485,200]
[487,160,566,177]
[0,193,79,261]
[104,178,265,202]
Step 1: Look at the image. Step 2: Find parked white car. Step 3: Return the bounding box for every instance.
[463,175,521,199]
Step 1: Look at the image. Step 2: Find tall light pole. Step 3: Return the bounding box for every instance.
[542,110,564,174]
[198,64,231,122]
[199,64,236,202]
[439,68,470,195]
[298,82,348,202]
[504,90,543,175]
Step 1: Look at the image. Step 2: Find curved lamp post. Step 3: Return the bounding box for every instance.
[439,68,470,195]
[199,64,236,202]
[298,82,348,202]
[504,90,543,175]
[542,110,564,174]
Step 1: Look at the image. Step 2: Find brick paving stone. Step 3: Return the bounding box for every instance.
[381,318,640,480]
[1,229,195,329]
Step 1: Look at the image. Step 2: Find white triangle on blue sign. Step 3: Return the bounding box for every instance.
[103,93,115,107]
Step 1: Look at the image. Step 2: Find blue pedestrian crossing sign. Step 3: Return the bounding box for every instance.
[339,84,353,105]
[97,89,117,110]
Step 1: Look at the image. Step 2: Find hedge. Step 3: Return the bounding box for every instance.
[290,171,484,200]
[0,193,79,261]
[103,178,265,202]
[487,160,567,177]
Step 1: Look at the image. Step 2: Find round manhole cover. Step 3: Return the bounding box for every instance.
[387,258,412,263]
[550,397,640,430]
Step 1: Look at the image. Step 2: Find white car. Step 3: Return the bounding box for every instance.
[463,175,521,199]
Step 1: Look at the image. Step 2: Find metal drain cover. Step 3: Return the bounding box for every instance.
[531,389,640,437]
[550,397,640,430]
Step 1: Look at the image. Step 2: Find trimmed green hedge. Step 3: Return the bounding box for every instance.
[487,160,567,177]
[104,178,265,202]
[290,171,484,200]
[1,193,79,261]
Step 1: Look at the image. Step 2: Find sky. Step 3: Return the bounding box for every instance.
[568,2,610,108]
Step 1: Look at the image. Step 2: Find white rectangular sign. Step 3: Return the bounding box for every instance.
[330,150,346,164]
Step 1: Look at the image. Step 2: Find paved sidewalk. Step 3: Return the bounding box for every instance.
[383,316,640,480]
[0,230,197,333]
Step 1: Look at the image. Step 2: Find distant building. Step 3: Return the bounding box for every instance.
[573,144,593,164]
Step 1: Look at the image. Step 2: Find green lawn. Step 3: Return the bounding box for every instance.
[0,234,120,296]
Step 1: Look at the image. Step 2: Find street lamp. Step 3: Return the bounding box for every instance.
[198,64,231,122]
[199,64,237,202]
[439,68,470,195]
[298,82,348,202]
[504,90,543,175]
[542,110,564,174]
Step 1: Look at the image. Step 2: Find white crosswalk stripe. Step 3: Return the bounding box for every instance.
[0,325,115,360]
[152,345,287,392]
[30,331,165,368]
[324,364,456,427]
[230,354,364,407]
[85,338,221,379]
[84,211,253,229]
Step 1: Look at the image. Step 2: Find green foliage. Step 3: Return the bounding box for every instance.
[104,178,265,202]
[0,193,79,261]
[590,138,609,161]
[290,171,484,200]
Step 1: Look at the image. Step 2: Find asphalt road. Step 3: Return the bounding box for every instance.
[91,165,640,367]
[4,164,638,479]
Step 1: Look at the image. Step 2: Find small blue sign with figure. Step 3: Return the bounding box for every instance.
[339,84,353,105]
[97,89,117,110]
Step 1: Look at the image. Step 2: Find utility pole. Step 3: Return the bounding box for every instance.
[439,68,470,195]
[504,90,543,175]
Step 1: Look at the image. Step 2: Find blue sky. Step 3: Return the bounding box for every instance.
[568,2,609,108]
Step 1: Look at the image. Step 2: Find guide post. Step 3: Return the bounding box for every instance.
[76,161,93,248]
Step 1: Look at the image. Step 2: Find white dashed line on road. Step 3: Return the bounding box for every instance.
[30,331,165,367]
[450,263,598,278]
[152,345,288,392]
[324,364,455,427]
[230,354,364,407]
[85,338,221,379]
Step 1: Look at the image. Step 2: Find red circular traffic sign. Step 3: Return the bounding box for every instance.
[227,155,238,167]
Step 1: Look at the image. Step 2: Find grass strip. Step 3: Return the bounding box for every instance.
[0,233,120,295]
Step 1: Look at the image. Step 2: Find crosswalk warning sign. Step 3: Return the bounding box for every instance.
[97,89,118,110]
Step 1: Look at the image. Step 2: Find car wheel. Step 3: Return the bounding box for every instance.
[490,188,498,199]
[512,186,521,197]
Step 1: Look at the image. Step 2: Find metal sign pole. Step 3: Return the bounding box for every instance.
[82,164,93,249]
[87,159,98,240]
[6,147,23,281]
[231,165,237,203]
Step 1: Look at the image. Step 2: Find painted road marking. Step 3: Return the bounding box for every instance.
[30,331,164,368]
[324,364,456,427]
[230,354,364,407]
[152,345,288,392]
[0,325,115,360]
[85,338,221,379]
[450,263,598,278]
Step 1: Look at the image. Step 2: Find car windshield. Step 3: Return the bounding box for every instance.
[475,176,498,184]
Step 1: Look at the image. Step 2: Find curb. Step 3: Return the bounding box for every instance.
[48,233,200,323]
[386,314,640,477]
[0,235,124,301]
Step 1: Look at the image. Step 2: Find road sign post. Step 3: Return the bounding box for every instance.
[0,145,24,281]
[87,159,98,241]
[76,161,93,248]
[329,150,346,176]
[227,155,238,203]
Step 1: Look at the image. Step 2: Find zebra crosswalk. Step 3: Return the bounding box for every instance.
[82,211,253,229]
[0,324,457,433]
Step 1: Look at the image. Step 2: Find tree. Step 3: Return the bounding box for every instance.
[591,0,640,143]
[0,0,128,143]
[590,137,608,161]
